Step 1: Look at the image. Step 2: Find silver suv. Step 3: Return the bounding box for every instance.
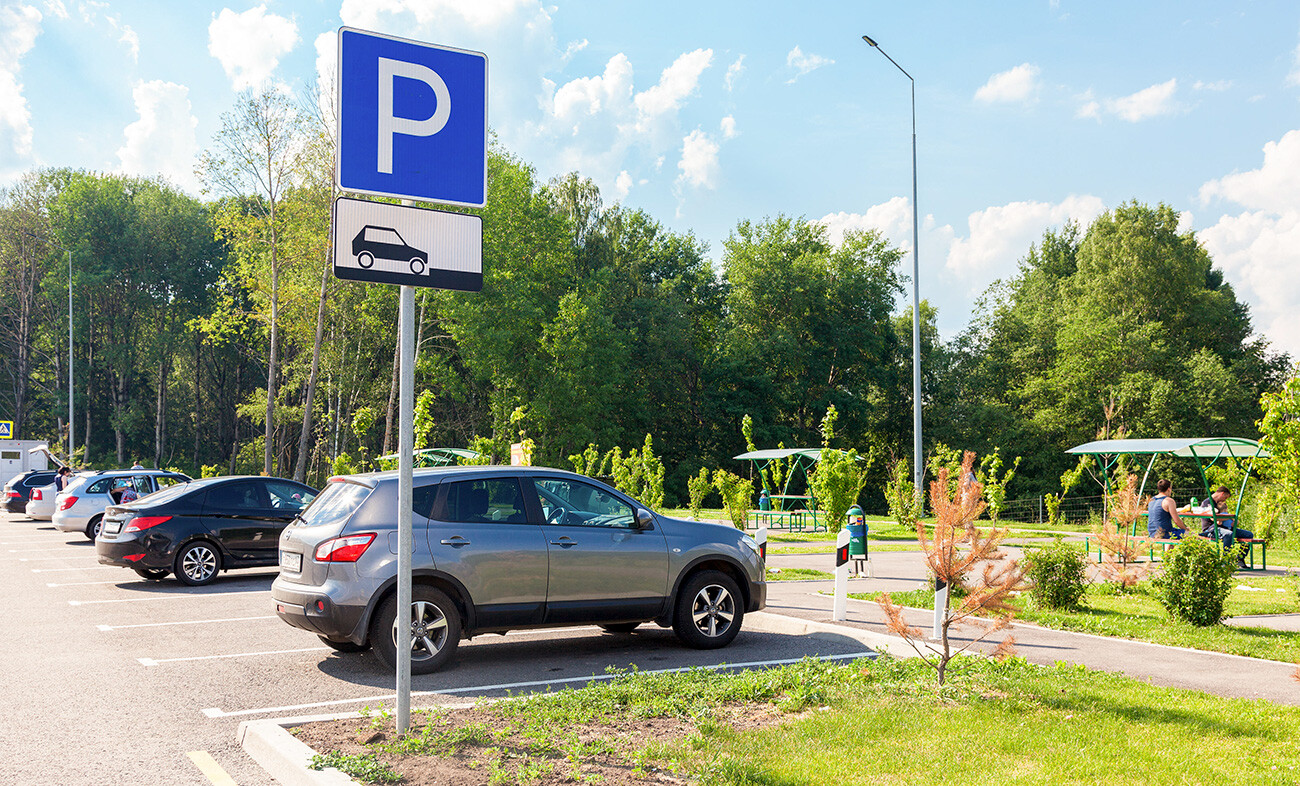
[272,466,765,673]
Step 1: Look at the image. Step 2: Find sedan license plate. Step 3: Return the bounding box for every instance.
[279,550,302,572]
[102,521,122,537]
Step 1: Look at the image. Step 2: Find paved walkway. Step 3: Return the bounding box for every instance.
[764,549,1300,706]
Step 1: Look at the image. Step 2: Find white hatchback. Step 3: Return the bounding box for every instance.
[53,470,192,540]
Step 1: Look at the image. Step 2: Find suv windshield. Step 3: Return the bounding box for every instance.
[299,480,371,527]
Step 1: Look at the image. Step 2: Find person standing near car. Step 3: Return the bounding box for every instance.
[54,466,72,492]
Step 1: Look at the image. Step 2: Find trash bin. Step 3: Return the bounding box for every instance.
[846,505,868,558]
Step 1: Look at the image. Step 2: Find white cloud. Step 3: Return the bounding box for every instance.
[1075,95,1101,119]
[634,48,712,133]
[1193,79,1232,91]
[551,53,634,130]
[1107,78,1179,122]
[1198,129,1300,211]
[560,38,587,63]
[613,170,631,199]
[720,115,737,139]
[786,46,832,83]
[0,4,42,162]
[819,197,913,248]
[725,54,745,91]
[116,80,200,193]
[946,196,1106,278]
[974,63,1041,104]
[41,0,67,19]
[1197,129,1300,357]
[676,128,719,190]
[208,5,299,91]
[340,0,540,31]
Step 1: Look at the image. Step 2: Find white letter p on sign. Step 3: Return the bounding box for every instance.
[377,57,451,174]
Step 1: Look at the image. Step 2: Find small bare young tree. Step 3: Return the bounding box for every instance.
[878,451,1027,685]
[1091,474,1150,589]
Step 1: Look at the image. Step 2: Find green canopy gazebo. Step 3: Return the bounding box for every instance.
[1065,437,1270,520]
[733,448,821,509]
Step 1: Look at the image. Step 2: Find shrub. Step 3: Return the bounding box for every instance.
[712,470,753,530]
[1024,539,1089,610]
[687,468,712,521]
[1152,536,1241,626]
[884,457,922,530]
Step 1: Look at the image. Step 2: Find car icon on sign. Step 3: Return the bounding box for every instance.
[352,225,428,275]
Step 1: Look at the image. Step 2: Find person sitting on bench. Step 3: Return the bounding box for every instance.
[1208,486,1253,568]
[1147,479,1185,539]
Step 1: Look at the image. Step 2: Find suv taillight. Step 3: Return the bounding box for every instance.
[6,490,20,498]
[30,489,41,500]
[57,496,78,510]
[314,533,377,562]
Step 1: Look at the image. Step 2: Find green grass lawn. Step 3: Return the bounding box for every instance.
[853,575,1300,663]
[317,657,1300,785]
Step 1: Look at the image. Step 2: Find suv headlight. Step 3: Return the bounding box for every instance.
[739,533,760,556]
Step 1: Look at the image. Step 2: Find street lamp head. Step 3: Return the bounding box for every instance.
[861,34,879,47]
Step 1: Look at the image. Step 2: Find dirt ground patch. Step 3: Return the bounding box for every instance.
[292,701,794,785]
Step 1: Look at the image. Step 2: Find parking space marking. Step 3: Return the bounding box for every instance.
[47,580,124,587]
[9,547,81,553]
[186,751,237,786]
[98,615,276,631]
[70,589,266,605]
[200,651,878,718]
[18,555,100,561]
[31,566,117,573]
[140,646,329,667]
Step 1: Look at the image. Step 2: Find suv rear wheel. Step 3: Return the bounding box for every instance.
[672,570,743,649]
[371,586,462,674]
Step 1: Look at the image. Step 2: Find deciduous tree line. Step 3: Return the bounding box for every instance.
[0,88,1289,511]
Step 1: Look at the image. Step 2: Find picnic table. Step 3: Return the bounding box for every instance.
[1135,510,1267,569]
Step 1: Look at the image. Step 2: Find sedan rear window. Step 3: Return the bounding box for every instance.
[298,481,371,527]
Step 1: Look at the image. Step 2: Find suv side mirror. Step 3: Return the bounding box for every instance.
[635,508,655,530]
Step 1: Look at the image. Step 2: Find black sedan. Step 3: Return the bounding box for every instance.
[96,475,317,585]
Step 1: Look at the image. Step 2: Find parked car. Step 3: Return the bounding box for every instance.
[54,469,193,540]
[3,469,59,514]
[25,482,58,520]
[271,466,766,674]
[96,475,318,585]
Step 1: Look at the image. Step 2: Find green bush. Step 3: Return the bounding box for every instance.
[712,470,753,530]
[1152,537,1241,626]
[1024,539,1089,610]
[687,468,712,521]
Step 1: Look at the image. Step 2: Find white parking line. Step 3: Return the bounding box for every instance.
[200,651,877,718]
[31,566,118,573]
[98,615,276,631]
[10,547,86,553]
[47,580,125,587]
[140,646,329,667]
[18,555,99,562]
[70,589,266,606]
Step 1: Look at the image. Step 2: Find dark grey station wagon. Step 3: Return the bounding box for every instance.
[271,466,766,673]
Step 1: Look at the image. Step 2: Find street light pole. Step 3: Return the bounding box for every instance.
[861,34,922,505]
[862,34,938,637]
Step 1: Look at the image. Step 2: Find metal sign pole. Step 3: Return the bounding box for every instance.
[396,282,415,733]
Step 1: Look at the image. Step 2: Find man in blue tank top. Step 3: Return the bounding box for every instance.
[1146,479,1185,539]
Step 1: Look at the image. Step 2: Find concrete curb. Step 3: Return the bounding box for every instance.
[239,713,364,786]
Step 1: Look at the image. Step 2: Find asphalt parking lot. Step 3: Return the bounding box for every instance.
[0,510,871,784]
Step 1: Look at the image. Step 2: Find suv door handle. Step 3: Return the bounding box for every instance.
[549,537,578,548]
[440,537,470,547]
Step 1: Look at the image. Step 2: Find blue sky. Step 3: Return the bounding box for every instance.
[3,0,1299,357]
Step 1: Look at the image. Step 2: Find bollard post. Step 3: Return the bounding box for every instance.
[833,527,850,620]
[756,524,768,564]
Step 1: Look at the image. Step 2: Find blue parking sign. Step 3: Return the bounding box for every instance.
[337,28,487,207]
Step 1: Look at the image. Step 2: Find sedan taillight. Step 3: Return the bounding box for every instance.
[125,515,172,533]
[314,533,377,562]
[57,496,78,510]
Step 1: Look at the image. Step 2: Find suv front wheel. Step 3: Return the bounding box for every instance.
[371,586,462,674]
[672,570,743,649]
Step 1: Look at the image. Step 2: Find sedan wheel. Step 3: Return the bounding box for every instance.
[370,586,462,674]
[174,541,221,586]
[672,570,743,649]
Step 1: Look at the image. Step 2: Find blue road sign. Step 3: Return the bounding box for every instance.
[337,27,487,207]
[0,421,11,439]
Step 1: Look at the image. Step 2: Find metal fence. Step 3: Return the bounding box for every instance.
[996,494,1108,526]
